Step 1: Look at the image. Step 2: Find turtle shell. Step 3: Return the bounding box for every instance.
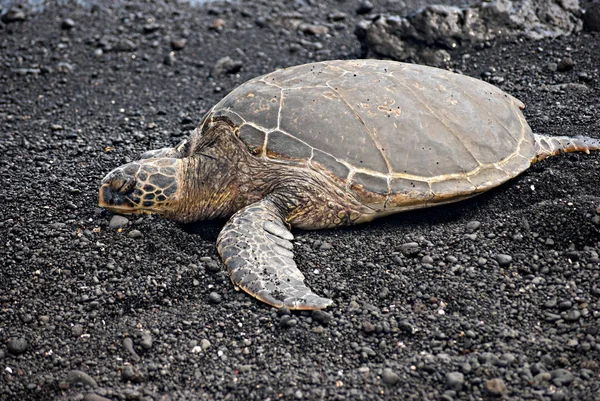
[200,60,535,212]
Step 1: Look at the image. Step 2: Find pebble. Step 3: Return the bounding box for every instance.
[299,23,329,36]
[7,337,28,355]
[533,372,551,385]
[115,38,137,52]
[66,369,98,388]
[485,378,506,395]
[84,394,112,401]
[319,242,333,251]
[362,321,376,333]
[399,242,420,256]
[127,229,142,239]
[551,369,574,386]
[421,255,434,264]
[210,18,226,31]
[211,56,243,77]
[1,9,26,23]
[280,315,298,328]
[123,338,140,361]
[170,39,187,51]
[466,220,481,232]
[208,292,222,304]
[356,0,374,14]
[140,332,153,350]
[494,254,512,266]
[109,215,129,229]
[552,390,567,401]
[557,57,574,72]
[446,371,464,390]
[311,310,332,325]
[200,339,211,351]
[61,18,75,30]
[565,309,580,321]
[121,365,145,383]
[71,324,84,337]
[164,52,176,66]
[381,368,400,386]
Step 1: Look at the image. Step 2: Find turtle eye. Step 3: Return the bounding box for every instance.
[107,170,136,194]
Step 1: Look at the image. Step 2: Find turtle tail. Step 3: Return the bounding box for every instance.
[532,134,600,163]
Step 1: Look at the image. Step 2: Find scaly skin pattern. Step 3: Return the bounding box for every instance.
[173,118,375,228]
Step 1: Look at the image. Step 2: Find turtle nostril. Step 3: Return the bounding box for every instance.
[108,171,136,194]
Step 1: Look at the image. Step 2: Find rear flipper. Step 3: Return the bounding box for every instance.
[216,196,333,310]
[533,134,600,163]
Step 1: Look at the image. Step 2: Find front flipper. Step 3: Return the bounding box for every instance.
[216,197,333,310]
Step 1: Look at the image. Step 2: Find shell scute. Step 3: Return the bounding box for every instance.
[204,60,536,208]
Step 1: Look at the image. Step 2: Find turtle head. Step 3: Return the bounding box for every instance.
[98,119,245,223]
[98,156,185,220]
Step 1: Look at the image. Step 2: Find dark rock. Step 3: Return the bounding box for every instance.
[61,18,75,30]
[381,368,400,385]
[211,57,243,77]
[399,242,420,256]
[139,332,153,350]
[66,370,98,388]
[583,3,600,32]
[446,371,464,390]
[127,229,142,239]
[485,378,506,395]
[143,23,161,33]
[208,292,222,304]
[115,38,137,52]
[356,0,374,15]
[171,39,187,51]
[7,337,28,355]
[109,215,129,229]
[551,369,574,386]
[1,9,26,23]
[494,254,513,266]
[466,221,481,233]
[123,338,140,361]
[164,52,176,66]
[557,57,575,71]
[362,321,376,333]
[299,23,329,36]
[356,0,582,64]
[84,394,112,401]
[121,365,145,383]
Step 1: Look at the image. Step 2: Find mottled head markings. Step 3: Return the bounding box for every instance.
[98,158,181,216]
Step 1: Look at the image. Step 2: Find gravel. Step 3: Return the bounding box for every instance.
[1,0,599,400]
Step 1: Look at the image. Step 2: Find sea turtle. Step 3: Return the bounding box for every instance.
[98,59,600,310]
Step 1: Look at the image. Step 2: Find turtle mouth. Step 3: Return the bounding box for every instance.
[98,184,151,215]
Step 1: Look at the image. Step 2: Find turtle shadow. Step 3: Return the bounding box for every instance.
[180,218,226,241]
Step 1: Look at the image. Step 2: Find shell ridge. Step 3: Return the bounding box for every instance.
[325,82,394,176]
[392,77,482,172]
[452,82,522,146]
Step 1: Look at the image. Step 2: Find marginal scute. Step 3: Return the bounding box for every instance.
[469,167,511,189]
[267,130,312,161]
[352,172,389,195]
[310,149,350,181]
[430,178,474,202]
